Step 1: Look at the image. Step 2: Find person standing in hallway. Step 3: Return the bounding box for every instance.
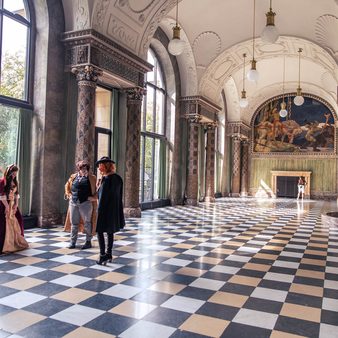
[95,156,125,265]
[297,176,307,200]
[0,164,28,254]
[64,160,97,249]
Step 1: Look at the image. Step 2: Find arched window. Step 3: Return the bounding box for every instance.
[140,49,167,203]
[0,0,32,166]
[0,0,31,102]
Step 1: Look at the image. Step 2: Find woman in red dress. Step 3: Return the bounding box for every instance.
[0,164,28,254]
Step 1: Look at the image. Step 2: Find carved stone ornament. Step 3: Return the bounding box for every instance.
[71,65,103,82]
[125,87,146,101]
[205,121,218,130]
[187,114,202,124]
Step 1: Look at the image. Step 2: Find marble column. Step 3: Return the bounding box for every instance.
[170,101,183,206]
[240,140,249,196]
[124,87,145,218]
[72,65,102,167]
[205,124,216,202]
[231,136,241,196]
[186,119,200,205]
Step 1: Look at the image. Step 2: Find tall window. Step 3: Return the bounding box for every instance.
[0,0,31,168]
[95,86,112,162]
[140,50,166,202]
[0,0,31,101]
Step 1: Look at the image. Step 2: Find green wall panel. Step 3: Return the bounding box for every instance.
[250,158,337,193]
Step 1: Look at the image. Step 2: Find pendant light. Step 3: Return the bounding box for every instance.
[247,0,259,82]
[294,48,304,106]
[239,53,249,108]
[168,0,185,56]
[279,56,288,117]
[261,0,279,44]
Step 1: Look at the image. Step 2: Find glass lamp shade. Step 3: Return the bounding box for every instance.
[294,95,304,106]
[168,38,185,56]
[247,68,259,82]
[239,97,249,108]
[279,108,288,118]
[261,25,279,44]
[279,101,287,117]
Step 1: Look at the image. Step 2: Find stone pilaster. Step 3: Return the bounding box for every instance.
[231,136,242,196]
[124,87,145,218]
[205,123,217,202]
[186,118,200,206]
[170,101,184,206]
[240,140,249,196]
[72,65,102,167]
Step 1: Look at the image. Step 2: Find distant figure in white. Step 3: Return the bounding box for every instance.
[297,176,306,200]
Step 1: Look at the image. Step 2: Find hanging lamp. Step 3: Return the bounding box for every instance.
[294,48,304,106]
[168,0,185,56]
[247,0,259,82]
[239,53,249,108]
[279,56,288,117]
[261,0,279,44]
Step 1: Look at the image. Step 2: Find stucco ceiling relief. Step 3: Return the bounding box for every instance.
[139,0,177,58]
[93,0,110,30]
[192,31,221,68]
[107,15,139,51]
[315,15,338,61]
[74,0,90,30]
[116,0,159,26]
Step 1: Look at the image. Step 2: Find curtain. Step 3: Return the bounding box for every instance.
[16,108,32,215]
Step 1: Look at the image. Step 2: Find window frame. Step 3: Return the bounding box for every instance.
[140,49,168,203]
[0,0,33,106]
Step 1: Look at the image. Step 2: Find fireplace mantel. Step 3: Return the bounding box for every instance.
[271,171,311,199]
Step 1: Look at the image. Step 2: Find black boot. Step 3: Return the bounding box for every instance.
[106,253,112,262]
[106,233,113,262]
[96,254,108,265]
[81,241,92,250]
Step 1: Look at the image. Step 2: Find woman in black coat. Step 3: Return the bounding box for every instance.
[95,157,125,265]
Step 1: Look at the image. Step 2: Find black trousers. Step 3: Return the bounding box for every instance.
[97,232,114,255]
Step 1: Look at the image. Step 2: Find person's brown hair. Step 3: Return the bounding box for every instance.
[76,160,90,171]
[3,164,19,197]
[100,162,115,174]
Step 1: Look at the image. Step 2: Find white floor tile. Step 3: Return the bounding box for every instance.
[119,320,176,338]
[233,308,278,329]
[101,284,142,299]
[0,291,46,308]
[50,274,91,287]
[51,304,104,326]
[161,295,204,313]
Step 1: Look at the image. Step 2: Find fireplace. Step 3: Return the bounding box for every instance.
[271,171,311,199]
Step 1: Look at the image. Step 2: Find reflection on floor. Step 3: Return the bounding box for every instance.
[0,198,338,338]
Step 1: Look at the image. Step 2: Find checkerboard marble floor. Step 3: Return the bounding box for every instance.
[1,197,338,338]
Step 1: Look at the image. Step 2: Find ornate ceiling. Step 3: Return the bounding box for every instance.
[62,0,338,123]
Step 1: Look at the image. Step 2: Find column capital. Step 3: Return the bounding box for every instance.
[204,121,218,130]
[71,65,103,82]
[125,87,146,102]
[186,114,202,124]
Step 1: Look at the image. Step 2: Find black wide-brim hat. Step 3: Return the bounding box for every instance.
[96,156,115,167]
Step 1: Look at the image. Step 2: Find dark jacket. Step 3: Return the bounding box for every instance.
[96,173,125,233]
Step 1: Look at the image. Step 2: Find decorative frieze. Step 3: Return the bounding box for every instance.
[180,95,220,124]
[62,29,152,88]
[227,121,251,139]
